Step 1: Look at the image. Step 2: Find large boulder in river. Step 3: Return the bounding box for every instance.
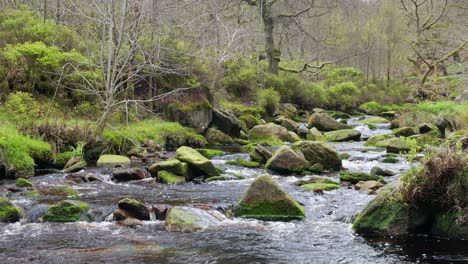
[324,129,361,142]
[0,198,23,222]
[266,146,310,174]
[150,159,189,178]
[339,171,384,184]
[205,128,234,145]
[97,154,130,167]
[175,146,219,178]
[292,141,342,171]
[386,138,411,153]
[249,123,290,142]
[307,113,351,131]
[42,200,89,222]
[157,171,186,184]
[165,206,226,232]
[233,174,305,221]
[364,134,395,146]
[212,108,242,138]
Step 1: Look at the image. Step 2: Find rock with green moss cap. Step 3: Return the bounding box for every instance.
[62,160,87,173]
[239,114,259,129]
[266,146,310,174]
[324,129,361,142]
[339,171,385,184]
[16,177,32,187]
[280,118,299,132]
[364,134,395,146]
[357,117,390,125]
[165,99,213,133]
[196,149,224,159]
[0,198,23,222]
[249,144,273,164]
[392,127,418,137]
[118,198,150,220]
[97,154,130,167]
[386,138,411,153]
[302,182,340,192]
[175,146,219,178]
[165,206,225,232]
[233,174,305,221]
[292,141,342,171]
[226,158,260,168]
[249,123,291,142]
[158,170,186,184]
[205,128,234,145]
[42,200,89,222]
[150,159,189,178]
[307,113,351,131]
[306,127,326,141]
[287,131,301,142]
[370,166,395,176]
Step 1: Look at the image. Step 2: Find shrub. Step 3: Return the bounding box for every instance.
[223,56,260,98]
[5,91,40,124]
[257,88,281,116]
[326,82,361,111]
[325,67,364,86]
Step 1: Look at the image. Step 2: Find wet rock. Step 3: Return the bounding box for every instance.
[306,127,326,141]
[364,134,395,146]
[175,146,219,178]
[153,204,172,220]
[112,168,150,182]
[324,129,361,142]
[118,198,150,220]
[292,141,342,171]
[149,159,189,178]
[386,138,411,153]
[249,123,290,142]
[233,174,305,221]
[307,113,351,131]
[392,127,418,137]
[157,170,186,184]
[196,149,224,159]
[0,197,23,222]
[301,177,340,192]
[266,146,310,174]
[16,178,32,187]
[38,185,79,197]
[249,144,273,164]
[212,108,242,138]
[165,206,225,232]
[355,180,384,194]
[97,155,131,167]
[63,160,87,173]
[113,208,130,221]
[205,128,234,145]
[296,123,309,138]
[370,166,395,176]
[42,200,89,222]
[118,217,143,228]
[339,171,385,184]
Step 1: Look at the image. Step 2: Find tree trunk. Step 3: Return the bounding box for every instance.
[260,1,279,74]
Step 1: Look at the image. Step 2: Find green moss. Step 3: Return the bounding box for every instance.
[302,182,340,191]
[364,134,395,147]
[226,158,260,168]
[168,99,212,113]
[55,151,73,168]
[158,170,186,184]
[16,177,32,187]
[243,139,283,152]
[220,100,265,117]
[26,191,40,197]
[96,154,130,167]
[340,153,351,160]
[382,157,399,163]
[48,185,79,197]
[233,173,246,180]
[0,198,23,222]
[205,176,232,182]
[196,149,224,159]
[150,159,188,178]
[431,211,468,239]
[357,117,390,125]
[339,171,385,184]
[239,114,259,129]
[42,200,89,222]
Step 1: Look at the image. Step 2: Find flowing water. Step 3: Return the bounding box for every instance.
[0,116,467,264]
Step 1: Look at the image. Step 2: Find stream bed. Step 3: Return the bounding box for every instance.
[0,117,467,264]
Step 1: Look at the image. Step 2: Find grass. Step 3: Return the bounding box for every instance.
[399,101,468,129]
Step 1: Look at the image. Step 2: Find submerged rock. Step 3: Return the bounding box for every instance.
[0,197,23,222]
[292,141,342,171]
[97,155,131,167]
[165,206,225,232]
[266,146,310,174]
[42,200,89,222]
[175,146,219,178]
[112,168,150,182]
[307,113,351,131]
[118,198,150,220]
[233,174,305,221]
[324,129,361,142]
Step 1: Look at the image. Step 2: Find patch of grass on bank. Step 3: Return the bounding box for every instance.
[399,101,468,129]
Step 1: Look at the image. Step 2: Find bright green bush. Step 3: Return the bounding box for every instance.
[326,82,361,111]
[325,67,364,86]
[5,91,40,124]
[223,56,260,97]
[257,88,281,116]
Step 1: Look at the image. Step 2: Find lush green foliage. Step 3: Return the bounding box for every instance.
[257,88,281,116]
[5,91,40,124]
[326,82,361,111]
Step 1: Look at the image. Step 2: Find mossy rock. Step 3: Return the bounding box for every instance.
[165,206,223,232]
[392,127,418,137]
[175,146,219,178]
[96,154,130,167]
[431,210,468,239]
[357,117,390,125]
[280,118,299,132]
[339,171,385,184]
[118,198,150,220]
[205,128,234,145]
[158,170,186,184]
[55,151,74,168]
[386,138,411,153]
[306,127,326,141]
[292,141,342,171]
[165,99,213,133]
[226,158,260,168]
[42,200,89,222]
[287,131,301,142]
[249,123,291,142]
[309,163,324,173]
[205,175,243,182]
[233,174,305,221]
[364,134,395,146]
[265,146,310,174]
[196,149,224,159]
[239,114,259,129]
[382,157,399,163]
[302,182,340,192]
[307,113,351,131]
[16,177,32,187]
[324,129,361,142]
[62,160,87,173]
[150,159,189,178]
[0,198,23,222]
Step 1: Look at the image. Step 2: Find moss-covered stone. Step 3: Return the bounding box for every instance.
[42,200,89,222]
[324,129,361,142]
[165,99,213,133]
[55,151,74,168]
[205,128,234,145]
[309,163,324,173]
[357,117,390,125]
[249,123,291,142]
[339,171,385,184]
[233,174,305,221]
[16,177,32,187]
[265,146,310,174]
[364,134,395,146]
[175,146,219,178]
[196,149,224,159]
[306,127,326,141]
[307,113,351,131]
[165,206,223,232]
[302,182,340,191]
[292,141,342,171]
[118,198,149,220]
[0,198,23,222]
[158,170,186,184]
[392,127,418,137]
[431,211,468,239]
[96,154,130,167]
[280,118,299,132]
[287,131,301,142]
[226,158,260,168]
[249,144,273,164]
[62,160,87,173]
[239,114,259,130]
[382,157,399,163]
[386,138,411,153]
[150,159,189,178]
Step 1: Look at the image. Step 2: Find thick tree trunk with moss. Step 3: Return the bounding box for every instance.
[260,0,280,74]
